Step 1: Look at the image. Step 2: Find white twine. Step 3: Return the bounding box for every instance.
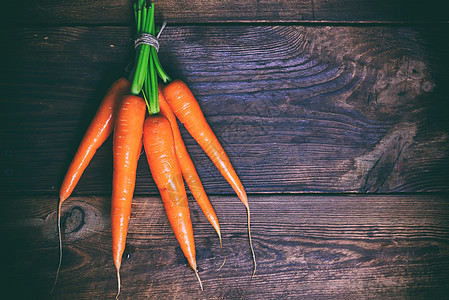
[157,21,167,39]
[134,33,159,51]
[134,21,167,52]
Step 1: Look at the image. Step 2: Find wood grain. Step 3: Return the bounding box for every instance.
[2,1,448,299]
[3,194,449,299]
[1,25,448,195]
[1,0,448,26]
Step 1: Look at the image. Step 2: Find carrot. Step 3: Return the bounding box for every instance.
[158,87,224,256]
[53,77,130,293]
[111,95,146,297]
[162,80,256,276]
[59,77,131,202]
[143,114,202,289]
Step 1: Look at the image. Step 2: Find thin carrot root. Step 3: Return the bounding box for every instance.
[51,200,64,294]
[247,207,256,278]
[217,232,226,270]
[116,268,121,300]
[194,268,204,291]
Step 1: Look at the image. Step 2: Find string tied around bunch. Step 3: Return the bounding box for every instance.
[134,21,167,51]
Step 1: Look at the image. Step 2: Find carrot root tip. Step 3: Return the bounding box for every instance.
[116,269,121,300]
[218,254,226,271]
[195,269,203,291]
[217,232,226,270]
[51,200,64,295]
[247,207,257,279]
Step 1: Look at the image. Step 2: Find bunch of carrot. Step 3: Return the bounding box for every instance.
[54,1,255,297]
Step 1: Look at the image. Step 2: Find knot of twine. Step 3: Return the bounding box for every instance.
[134,21,167,52]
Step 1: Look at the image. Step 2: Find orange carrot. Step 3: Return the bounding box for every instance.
[158,87,223,251]
[60,77,131,202]
[143,115,202,289]
[53,78,130,293]
[111,95,146,296]
[162,80,256,276]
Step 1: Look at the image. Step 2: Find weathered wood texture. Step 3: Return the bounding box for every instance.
[1,25,449,195]
[3,194,449,299]
[2,1,449,299]
[1,0,448,25]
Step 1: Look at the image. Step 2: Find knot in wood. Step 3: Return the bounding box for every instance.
[62,206,86,234]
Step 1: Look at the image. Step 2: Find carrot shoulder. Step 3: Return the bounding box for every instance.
[111,95,146,295]
[158,87,222,245]
[143,114,202,289]
[162,80,256,276]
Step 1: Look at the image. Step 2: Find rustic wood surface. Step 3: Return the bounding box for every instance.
[1,0,449,299]
[2,25,449,195]
[3,194,449,299]
[1,0,448,25]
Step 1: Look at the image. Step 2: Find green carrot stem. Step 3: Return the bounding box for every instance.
[130,1,170,114]
[149,56,159,114]
[148,5,154,34]
[141,7,148,32]
[151,47,171,83]
[130,45,150,95]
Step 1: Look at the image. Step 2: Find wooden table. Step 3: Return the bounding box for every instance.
[1,1,449,299]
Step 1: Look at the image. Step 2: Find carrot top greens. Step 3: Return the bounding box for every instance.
[130,0,170,114]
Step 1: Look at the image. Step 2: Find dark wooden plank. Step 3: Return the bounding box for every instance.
[1,25,449,195]
[3,194,449,298]
[1,0,448,26]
